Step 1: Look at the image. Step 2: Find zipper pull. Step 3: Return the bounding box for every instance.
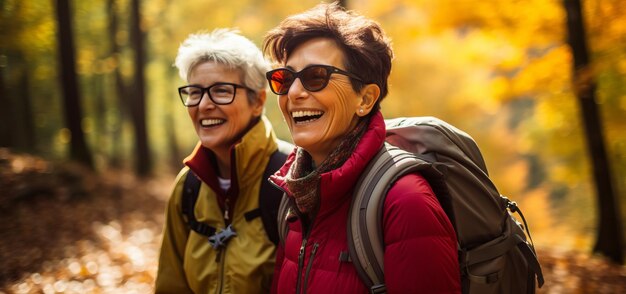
[298,239,308,265]
[295,238,308,294]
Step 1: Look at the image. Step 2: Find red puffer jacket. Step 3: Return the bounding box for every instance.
[270,111,461,294]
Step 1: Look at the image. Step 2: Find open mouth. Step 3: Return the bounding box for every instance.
[200,118,225,127]
[292,110,324,124]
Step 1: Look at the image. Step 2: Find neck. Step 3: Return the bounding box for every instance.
[309,117,361,166]
[310,152,326,168]
[214,149,231,179]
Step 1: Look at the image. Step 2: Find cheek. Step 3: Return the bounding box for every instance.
[327,85,357,118]
[187,108,197,123]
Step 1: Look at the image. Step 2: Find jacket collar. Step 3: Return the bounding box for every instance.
[271,111,386,212]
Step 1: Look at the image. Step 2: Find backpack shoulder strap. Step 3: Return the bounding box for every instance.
[348,143,446,291]
[275,141,295,248]
[276,191,291,247]
[182,171,217,237]
[258,139,292,245]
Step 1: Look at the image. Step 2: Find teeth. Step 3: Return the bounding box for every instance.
[292,110,324,118]
[201,119,225,126]
[291,110,324,124]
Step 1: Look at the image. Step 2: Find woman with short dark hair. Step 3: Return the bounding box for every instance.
[264,3,460,293]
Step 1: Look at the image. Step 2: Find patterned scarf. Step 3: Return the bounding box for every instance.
[284,117,370,215]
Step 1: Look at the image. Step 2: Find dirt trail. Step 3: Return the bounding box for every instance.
[1,149,625,293]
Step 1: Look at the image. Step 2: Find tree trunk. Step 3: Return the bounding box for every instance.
[0,53,35,152]
[162,68,181,171]
[564,0,624,264]
[129,0,151,176]
[106,0,128,168]
[93,73,106,158]
[17,67,36,152]
[54,0,93,168]
[0,57,12,148]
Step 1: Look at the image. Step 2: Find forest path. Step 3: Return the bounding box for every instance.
[0,149,624,293]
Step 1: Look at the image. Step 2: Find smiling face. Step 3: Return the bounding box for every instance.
[187,61,264,157]
[279,38,363,165]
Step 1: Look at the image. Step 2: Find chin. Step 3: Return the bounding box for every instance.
[292,136,315,150]
[199,136,218,149]
[199,141,214,150]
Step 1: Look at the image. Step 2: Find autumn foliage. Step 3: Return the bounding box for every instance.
[1,0,626,293]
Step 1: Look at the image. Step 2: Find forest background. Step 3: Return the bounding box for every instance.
[1,0,625,293]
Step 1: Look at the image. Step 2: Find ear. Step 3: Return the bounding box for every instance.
[355,84,380,117]
[252,90,266,116]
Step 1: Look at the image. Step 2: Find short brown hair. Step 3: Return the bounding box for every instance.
[263,2,393,108]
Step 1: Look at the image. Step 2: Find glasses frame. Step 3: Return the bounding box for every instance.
[178,82,253,107]
[266,64,364,95]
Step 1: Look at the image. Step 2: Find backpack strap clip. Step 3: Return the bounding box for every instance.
[369,284,387,294]
[208,224,237,249]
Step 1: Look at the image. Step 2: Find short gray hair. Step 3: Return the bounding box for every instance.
[174,28,270,93]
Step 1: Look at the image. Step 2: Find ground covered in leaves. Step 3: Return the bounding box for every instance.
[1,149,625,293]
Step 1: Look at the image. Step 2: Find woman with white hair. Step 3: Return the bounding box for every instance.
[155,28,291,293]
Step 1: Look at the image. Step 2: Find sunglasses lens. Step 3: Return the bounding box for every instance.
[268,66,333,94]
[301,66,329,91]
[270,70,294,95]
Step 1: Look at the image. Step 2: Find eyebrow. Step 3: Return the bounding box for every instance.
[186,82,236,87]
[282,64,329,72]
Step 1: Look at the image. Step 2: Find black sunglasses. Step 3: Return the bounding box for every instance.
[266,64,363,95]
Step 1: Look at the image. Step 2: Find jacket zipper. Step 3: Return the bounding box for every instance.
[294,208,316,294]
[216,248,226,294]
[216,207,231,294]
[269,180,319,294]
[295,238,307,293]
[302,243,319,292]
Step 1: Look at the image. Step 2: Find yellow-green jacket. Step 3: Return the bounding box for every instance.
[156,116,284,293]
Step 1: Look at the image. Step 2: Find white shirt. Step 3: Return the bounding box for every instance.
[218,177,231,192]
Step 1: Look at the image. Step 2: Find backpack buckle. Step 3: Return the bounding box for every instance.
[370,284,387,294]
[208,224,237,249]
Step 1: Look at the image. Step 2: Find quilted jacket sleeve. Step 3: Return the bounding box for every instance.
[155,169,194,294]
[382,173,461,294]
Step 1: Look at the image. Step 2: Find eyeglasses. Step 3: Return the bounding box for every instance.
[266,64,363,95]
[178,83,252,107]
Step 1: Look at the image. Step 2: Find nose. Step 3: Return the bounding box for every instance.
[286,77,308,101]
[198,91,216,110]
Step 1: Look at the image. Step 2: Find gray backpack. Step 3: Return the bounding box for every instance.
[278,116,544,294]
